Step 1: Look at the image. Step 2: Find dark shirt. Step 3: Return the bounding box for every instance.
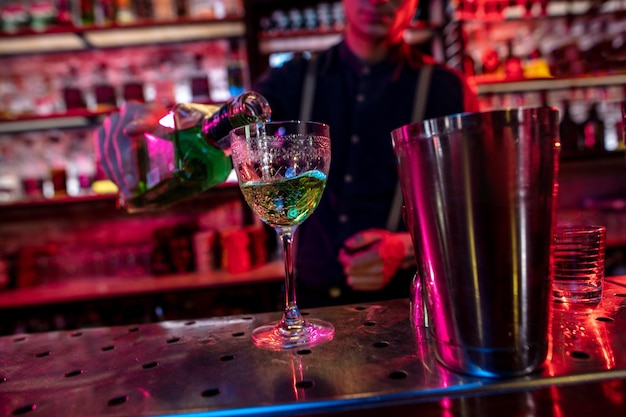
[252,41,478,307]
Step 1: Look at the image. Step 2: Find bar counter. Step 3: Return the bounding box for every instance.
[3,276,626,416]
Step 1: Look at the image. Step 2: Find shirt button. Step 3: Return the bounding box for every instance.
[351,135,360,144]
[356,93,365,102]
[344,174,353,183]
[338,214,348,223]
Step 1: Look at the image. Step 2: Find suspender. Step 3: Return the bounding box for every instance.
[386,64,432,232]
[299,54,318,122]
[299,56,433,232]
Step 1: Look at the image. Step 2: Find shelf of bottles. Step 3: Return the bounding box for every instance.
[439,0,626,155]
[0,0,250,125]
[0,38,247,123]
[0,0,252,204]
[443,0,626,86]
[252,1,344,54]
[0,0,245,54]
[0,35,249,202]
[253,0,439,55]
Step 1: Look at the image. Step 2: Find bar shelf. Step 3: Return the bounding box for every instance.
[0,17,245,55]
[475,73,626,95]
[0,260,283,309]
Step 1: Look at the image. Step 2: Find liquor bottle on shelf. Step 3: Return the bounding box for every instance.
[226,41,246,98]
[121,65,146,104]
[479,46,502,78]
[582,102,606,151]
[559,100,583,151]
[174,0,188,18]
[47,135,68,197]
[56,0,73,25]
[92,62,117,112]
[113,91,272,213]
[114,0,135,23]
[34,75,62,116]
[503,39,523,80]
[1,1,29,33]
[94,0,117,26]
[523,48,551,79]
[132,0,153,20]
[152,0,175,21]
[62,66,87,112]
[29,0,57,31]
[16,138,48,199]
[74,0,96,26]
[150,57,177,107]
[189,54,211,103]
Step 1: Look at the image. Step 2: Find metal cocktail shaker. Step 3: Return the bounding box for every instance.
[392,107,560,378]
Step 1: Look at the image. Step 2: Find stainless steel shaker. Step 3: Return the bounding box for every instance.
[392,107,560,377]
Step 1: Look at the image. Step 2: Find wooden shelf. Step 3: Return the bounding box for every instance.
[0,113,100,133]
[258,31,342,54]
[475,73,626,95]
[0,260,283,309]
[0,18,245,56]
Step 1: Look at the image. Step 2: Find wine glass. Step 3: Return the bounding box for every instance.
[229,120,334,349]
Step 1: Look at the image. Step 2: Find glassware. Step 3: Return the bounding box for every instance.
[553,225,606,304]
[230,120,334,349]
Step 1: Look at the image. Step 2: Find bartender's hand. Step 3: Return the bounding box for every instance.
[338,229,415,291]
[93,101,168,196]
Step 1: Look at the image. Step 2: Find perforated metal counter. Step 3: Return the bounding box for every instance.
[3,277,626,416]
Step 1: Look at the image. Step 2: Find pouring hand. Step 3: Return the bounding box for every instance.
[93,101,168,197]
[339,229,415,291]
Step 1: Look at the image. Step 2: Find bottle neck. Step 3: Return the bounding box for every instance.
[201,105,234,150]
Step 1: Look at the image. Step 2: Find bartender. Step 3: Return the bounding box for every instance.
[249,0,479,306]
[96,0,479,308]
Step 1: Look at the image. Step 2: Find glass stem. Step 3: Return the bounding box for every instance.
[278,228,305,332]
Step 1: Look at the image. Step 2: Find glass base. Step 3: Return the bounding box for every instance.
[553,281,602,304]
[252,319,335,350]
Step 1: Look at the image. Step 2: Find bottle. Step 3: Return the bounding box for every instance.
[132,0,153,20]
[94,0,116,26]
[29,0,56,32]
[503,39,523,80]
[226,41,246,98]
[559,100,582,151]
[62,66,87,111]
[92,62,117,112]
[189,54,211,103]
[118,91,272,213]
[114,0,135,23]
[150,57,177,107]
[523,48,551,79]
[582,102,606,151]
[47,135,68,197]
[152,0,175,21]
[121,65,146,104]
[75,0,96,26]
[174,0,187,17]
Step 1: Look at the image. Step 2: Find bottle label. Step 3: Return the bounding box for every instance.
[141,131,175,188]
